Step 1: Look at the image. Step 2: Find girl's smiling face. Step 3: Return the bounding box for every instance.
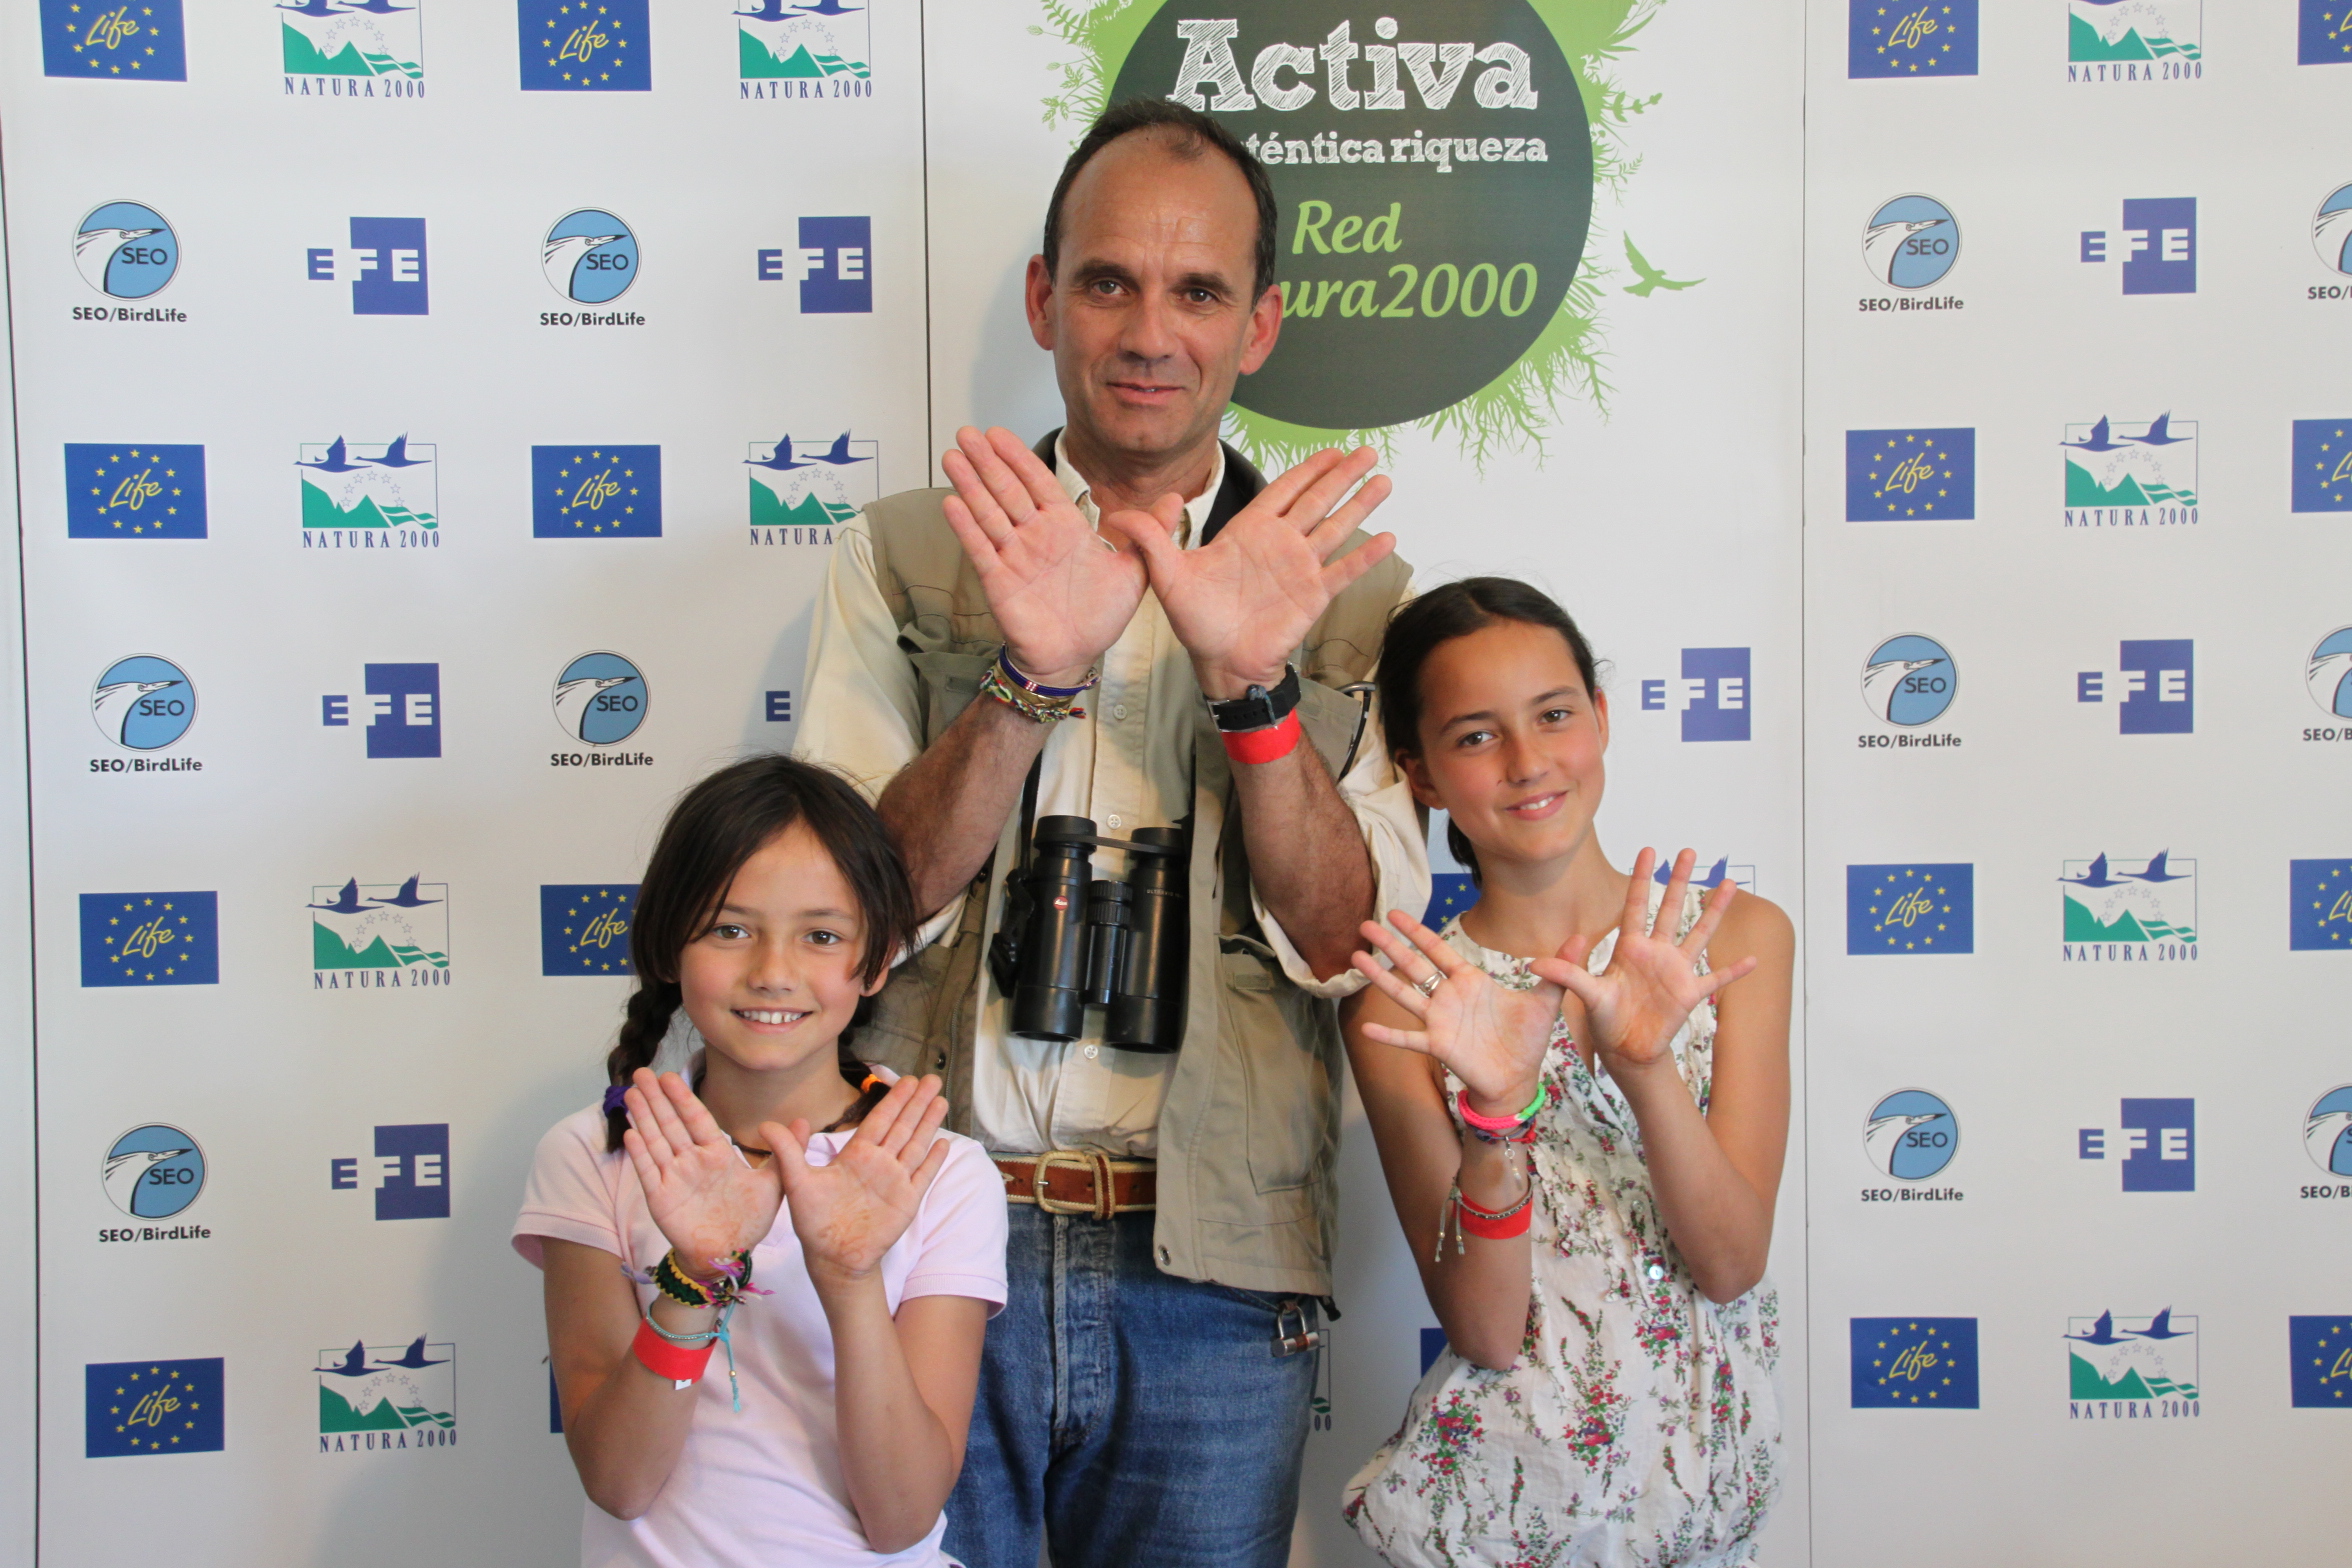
[1399,618,1611,874]
[676,820,886,1079]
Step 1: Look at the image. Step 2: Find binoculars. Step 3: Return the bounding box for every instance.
[991,815,1188,1053]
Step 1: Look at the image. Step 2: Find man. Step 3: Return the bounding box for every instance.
[793,99,1425,1567]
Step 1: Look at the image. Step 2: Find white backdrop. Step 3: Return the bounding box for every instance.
[1,0,2342,1564]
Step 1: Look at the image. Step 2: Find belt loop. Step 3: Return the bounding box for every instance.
[1092,1151,1113,1221]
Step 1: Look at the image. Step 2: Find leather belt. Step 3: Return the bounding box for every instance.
[993,1151,1156,1219]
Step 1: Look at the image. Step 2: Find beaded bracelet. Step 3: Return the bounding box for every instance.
[647,1249,762,1310]
[980,661,1089,723]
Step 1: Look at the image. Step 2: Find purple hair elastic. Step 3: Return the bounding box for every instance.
[602,1083,630,1114]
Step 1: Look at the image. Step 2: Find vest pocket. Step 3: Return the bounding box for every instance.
[1220,941,1335,1195]
[907,650,993,746]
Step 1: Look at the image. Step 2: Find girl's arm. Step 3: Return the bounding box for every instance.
[1536,850,1791,1304]
[770,1075,980,1553]
[542,1237,716,1519]
[1343,984,1540,1370]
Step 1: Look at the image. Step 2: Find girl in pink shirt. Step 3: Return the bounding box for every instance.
[515,756,1006,1567]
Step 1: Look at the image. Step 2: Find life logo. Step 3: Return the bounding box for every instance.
[543,209,637,305]
[747,431,877,545]
[40,0,187,79]
[330,1123,450,1219]
[92,654,196,754]
[2291,860,2352,951]
[321,663,441,758]
[85,1358,223,1458]
[1842,428,1975,520]
[2067,0,2202,83]
[2292,421,2352,512]
[553,652,648,745]
[317,1335,455,1451]
[518,0,647,91]
[2067,1309,2198,1419]
[758,217,873,314]
[1845,864,1973,955]
[2060,851,2197,960]
[102,1124,206,1221]
[1861,195,1959,290]
[533,447,661,537]
[2061,413,2197,529]
[1864,1090,1958,1182]
[541,885,636,975]
[309,877,450,988]
[75,202,177,302]
[299,435,437,548]
[2079,198,2195,294]
[738,0,870,98]
[306,218,428,315]
[2078,1097,2194,1191]
[1639,648,1750,741]
[2076,639,2192,733]
[2302,0,2352,65]
[1860,635,1957,732]
[1850,1318,1979,1408]
[78,891,220,988]
[281,0,425,96]
[65,443,207,539]
[1847,0,1979,76]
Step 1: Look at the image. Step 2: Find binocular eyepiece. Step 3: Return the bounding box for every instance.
[999,815,1188,1052]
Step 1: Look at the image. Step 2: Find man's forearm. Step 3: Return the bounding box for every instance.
[1229,742,1377,980]
[876,696,1052,919]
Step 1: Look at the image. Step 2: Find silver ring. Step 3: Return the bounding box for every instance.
[1414,971,1443,996]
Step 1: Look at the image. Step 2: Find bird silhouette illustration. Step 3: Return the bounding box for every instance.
[1861,217,1948,286]
[2305,1106,2352,1174]
[277,0,349,17]
[2125,851,2191,883]
[793,0,865,15]
[745,436,811,472]
[320,1342,376,1378]
[2061,418,2126,453]
[811,432,871,465]
[554,676,635,739]
[91,679,181,745]
[361,434,430,469]
[2064,1311,2130,1347]
[371,1336,450,1370]
[102,1145,190,1213]
[73,225,162,292]
[2124,412,2192,447]
[1864,1112,1944,1174]
[1622,235,1701,297]
[368,875,442,908]
[338,0,417,13]
[1652,855,1731,888]
[2128,1308,2192,1341]
[2059,854,2125,889]
[297,437,366,475]
[734,0,796,17]
[307,879,369,915]
[1862,656,1946,721]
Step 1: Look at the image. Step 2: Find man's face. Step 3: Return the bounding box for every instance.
[1028,130,1281,469]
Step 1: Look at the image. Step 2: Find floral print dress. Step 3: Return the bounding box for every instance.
[1343,884,1782,1568]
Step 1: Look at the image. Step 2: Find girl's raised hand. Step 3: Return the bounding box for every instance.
[620,1068,784,1280]
[1529,849,1758,1082]
[767,1074,953,1288]
[1350,910,1564,1114]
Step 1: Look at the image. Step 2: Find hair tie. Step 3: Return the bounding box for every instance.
[602,1083,630,1114]
[859,1073,885,1095]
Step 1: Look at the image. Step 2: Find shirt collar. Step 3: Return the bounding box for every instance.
[1052,432,1226,551]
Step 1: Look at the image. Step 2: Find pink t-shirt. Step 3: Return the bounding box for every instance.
[513,1103,1007,1568]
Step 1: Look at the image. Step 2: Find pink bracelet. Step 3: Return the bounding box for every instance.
[1457,1084,1548,1134]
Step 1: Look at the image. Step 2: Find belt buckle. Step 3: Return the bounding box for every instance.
[1031,1149,1115,1220]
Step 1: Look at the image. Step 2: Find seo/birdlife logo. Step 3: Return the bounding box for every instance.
[2078,1098,2195,1191]
[1861,195,1960,293]
[2079,198,2195,294]
[1858,635,1958,744]
[1864,1090,1959,1184]
[2076,639,2192,734]
[330,1124,449,1220]
[552,651,650,761]
[92,654,196,756]
[321,663,440,758]
[542,209,638,305]
[1639,648,1750,742]
[75,202,178,301]
[102,1124,206,1223]
[306,217,428,315]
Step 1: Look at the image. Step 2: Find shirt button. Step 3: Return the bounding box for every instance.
[1106,814,1123,828]
[1082,1044,1099,1060]
[1112,703,1129,721]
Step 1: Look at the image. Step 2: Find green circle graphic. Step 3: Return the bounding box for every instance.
[1111,0,1593,430]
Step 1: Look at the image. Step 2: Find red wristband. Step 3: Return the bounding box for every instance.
[1455,1196,1534,1240]
[1220,709,1301,766]
[632,1316,716,1384]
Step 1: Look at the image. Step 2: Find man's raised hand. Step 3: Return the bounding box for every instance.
[1102,446,1395,699]
[939,426,1146,687]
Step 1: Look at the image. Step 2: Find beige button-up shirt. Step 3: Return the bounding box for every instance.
[795,436,1425,1157]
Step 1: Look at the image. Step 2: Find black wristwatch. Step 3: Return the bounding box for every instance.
[1207,665,1301,731]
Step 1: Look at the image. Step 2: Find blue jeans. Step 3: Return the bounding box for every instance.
[943,1204,1320,1568]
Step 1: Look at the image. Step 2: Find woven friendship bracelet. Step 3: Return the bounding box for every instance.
[997,647,1100,700]
[980,661,1089,723]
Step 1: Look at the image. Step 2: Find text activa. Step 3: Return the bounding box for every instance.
[1169,20,1538,116]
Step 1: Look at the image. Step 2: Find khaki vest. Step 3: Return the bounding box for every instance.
[852,439,1411,1294]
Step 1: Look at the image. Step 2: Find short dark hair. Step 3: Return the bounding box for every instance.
[1377,578,1604,887]
[1043,98,1279,300]
[602,754,920,1150]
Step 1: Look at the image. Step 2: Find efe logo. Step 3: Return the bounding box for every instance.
[1639,648,1751,741]
[322,663,440,757]
[330,1123,450,1220]
[2079,1098,2195,1191]
[2077,639,2193,733]
[307,218,429,315]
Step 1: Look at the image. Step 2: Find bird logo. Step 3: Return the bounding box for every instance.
[552,652,649,746]
[2306,1086,2352,1176]
[2061,417,2125,454]
[1861,195,1959,290]
[2125,412,2192,447]
[74,202,177,299]
[1621,236,1700,298]
[91,655,195,751]
[2305,627,2352,718]
[1864,1090,1957,1180]
[369,875,443,909]
[542,210,638,305]
[101,1125,204,1218]
[2314,184,2352,276]
[1860,634,1956,727]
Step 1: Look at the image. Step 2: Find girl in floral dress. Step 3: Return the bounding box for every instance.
[1339,580,1793,1568]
